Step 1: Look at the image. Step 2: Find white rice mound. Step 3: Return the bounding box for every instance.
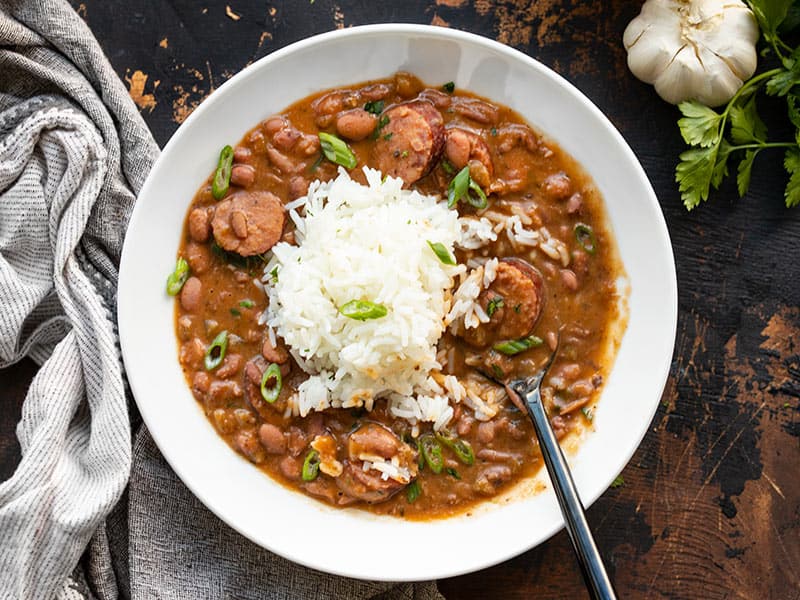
[264,167,467,423]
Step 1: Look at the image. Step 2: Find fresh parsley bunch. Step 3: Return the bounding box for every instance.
[676,0,800,210]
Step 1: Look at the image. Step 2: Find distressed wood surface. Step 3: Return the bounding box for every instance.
[1,1,798,598]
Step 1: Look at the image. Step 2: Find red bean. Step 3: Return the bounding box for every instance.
[336,108,377,142]
[180,277,202,312]
[188,208,210,243]
[233,146,252,163]
[477,421,496,444]
[280,455,302,480]
[561,269,579,291]
[230,164,256,188]
[566,192,582,214]
[542,172,572,201]
[259,423,287,454]
[262,337,289,364]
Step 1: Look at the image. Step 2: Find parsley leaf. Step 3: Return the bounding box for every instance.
[677,101,723,147]
[737,149,759,196]
[783,147,800,207]
[676,145,721,210]
[748,0,792,48]
[729,95,767,144]
[766,63,800,96]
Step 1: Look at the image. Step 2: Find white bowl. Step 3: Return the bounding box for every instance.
[118,25,677,581]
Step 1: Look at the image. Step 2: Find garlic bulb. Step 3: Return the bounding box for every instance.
[623,0,759,107]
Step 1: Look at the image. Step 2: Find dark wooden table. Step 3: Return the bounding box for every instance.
[2,1,799,597]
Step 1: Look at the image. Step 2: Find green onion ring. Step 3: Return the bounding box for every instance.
[339,299,388,321]
[418,434,444,474]
[302,449,321,481]
[574,223,597,255]
[319,132,358,169]
[166,257,190,296]
[260,362,283,404]
[426,241,456,265]
[211,145,234,200]
[204,330,228,371]
[492,335,544,356]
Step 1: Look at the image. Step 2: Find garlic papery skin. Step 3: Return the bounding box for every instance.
[623,0,759,107]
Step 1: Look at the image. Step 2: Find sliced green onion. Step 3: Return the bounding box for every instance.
[427,241,456,265]
[230,308,241,317]
[260,362,282,403]
[442,81,455,93]
[486,296,504,317]
[212,145,234,200]
[446,467,461,479]
[581,407,594,422]
[239,299,255,308]
[492,335,544,356]
[204,330,228,370]
[441,159,455,175]
[467,178,488,209]
[435,430,475,465]
[418,434,443,474]
[364,99,384,115]
[318,132,357,169]
[574,223,597,255]
[302,449,320,481]
[166,257,190,296]
[339,299,388,321]
[490,363,505,380]
[447,166,487,209]
[406,480,421,503]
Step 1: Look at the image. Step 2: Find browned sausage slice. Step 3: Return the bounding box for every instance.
[334,423,418,504]
[461,258,545,349]
[372,100,444,186]
[211,191,285,256]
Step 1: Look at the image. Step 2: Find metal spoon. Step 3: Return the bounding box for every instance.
[485,337,617,600]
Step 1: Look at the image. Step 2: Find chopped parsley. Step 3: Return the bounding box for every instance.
[364,99,384,115]
[371,114,390,139]
[486,296,504,317]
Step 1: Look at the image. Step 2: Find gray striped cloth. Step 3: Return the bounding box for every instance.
[0,2,443,599]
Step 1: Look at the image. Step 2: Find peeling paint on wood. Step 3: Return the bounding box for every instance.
[125,69,158,112]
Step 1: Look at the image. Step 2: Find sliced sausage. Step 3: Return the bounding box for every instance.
[372,100,444,186]
[335,460,406,504]
[336,108,377,142]
[460,258,544,348]
[211,191,285,256]
[335,423,418,504]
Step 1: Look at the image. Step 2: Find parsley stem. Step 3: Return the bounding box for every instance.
[729,142,796,151]
[721,68,782,123]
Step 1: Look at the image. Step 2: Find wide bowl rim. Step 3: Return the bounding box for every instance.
[119,23,677,581]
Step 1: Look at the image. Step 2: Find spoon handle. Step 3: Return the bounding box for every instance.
[521,386,617,600]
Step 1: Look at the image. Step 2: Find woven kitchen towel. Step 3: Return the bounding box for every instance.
[0,2,443,599]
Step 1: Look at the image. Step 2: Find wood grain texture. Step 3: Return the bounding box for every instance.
[0,0,796,597]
